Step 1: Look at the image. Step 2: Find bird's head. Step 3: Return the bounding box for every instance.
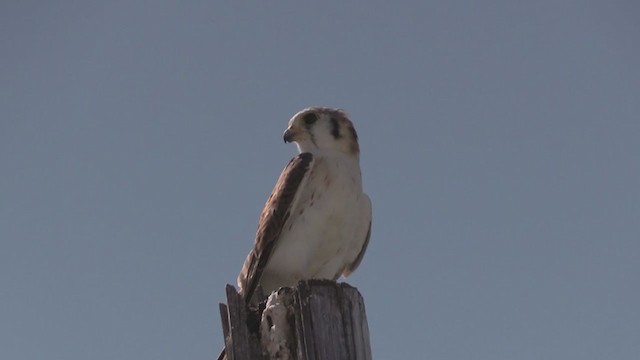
[283,107,360,156]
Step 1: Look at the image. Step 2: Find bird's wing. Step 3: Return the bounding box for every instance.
[237,152,314,302]
[341,193,372,277]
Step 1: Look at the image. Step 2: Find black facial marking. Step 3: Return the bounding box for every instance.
[303,112,317,127]
[330,117,341,139]
[347,124,358,140]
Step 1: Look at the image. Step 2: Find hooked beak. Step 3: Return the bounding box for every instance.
[283,128,297,143]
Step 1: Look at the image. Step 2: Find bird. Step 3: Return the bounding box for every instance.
[218,107,372,359]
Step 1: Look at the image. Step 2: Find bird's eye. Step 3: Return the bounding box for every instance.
[303,113,317,125]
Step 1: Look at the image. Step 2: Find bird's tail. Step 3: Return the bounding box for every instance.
[216,348,226,360]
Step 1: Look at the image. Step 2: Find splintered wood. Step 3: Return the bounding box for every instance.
[219,280,371,360]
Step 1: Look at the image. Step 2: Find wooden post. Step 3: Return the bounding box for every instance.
[219,280,371,360]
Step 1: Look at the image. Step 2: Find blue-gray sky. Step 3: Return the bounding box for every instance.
[2,1,639,359]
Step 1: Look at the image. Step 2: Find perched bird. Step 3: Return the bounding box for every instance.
[218,107,371,359]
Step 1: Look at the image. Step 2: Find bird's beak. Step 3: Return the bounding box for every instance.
[283,127,298,143]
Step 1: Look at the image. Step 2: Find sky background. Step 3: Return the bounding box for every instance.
[2,1,639,359]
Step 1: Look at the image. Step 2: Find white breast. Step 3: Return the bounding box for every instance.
[259,155,365,293]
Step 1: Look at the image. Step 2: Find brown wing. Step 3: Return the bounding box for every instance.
[341,221,371,277]
[237,152,314,303]
[342,194,372,277]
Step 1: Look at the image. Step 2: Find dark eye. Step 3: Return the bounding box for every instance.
[303,113,317,125]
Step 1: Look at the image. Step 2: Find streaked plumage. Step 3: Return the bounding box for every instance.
[237,107,372,303]
[218,107,371,359]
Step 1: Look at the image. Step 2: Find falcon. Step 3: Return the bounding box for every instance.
[218,107,372,359]
[238,106,372,303]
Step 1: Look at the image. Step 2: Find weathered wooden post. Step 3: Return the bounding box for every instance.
[219,280,371,360]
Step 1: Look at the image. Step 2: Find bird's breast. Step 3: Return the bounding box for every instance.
[260,158,363,292]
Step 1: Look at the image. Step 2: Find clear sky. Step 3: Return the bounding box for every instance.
[2,1,639,359]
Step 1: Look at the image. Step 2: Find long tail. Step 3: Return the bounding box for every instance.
[216,348,226,360]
